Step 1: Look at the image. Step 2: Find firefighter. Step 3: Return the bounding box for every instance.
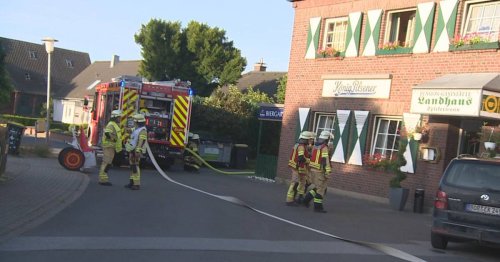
[124,113,148,190]
[184,133,202,172]
[303,130,333,213]
[292,131,315,202]
[98,110,123,186]
[286,131,314,206]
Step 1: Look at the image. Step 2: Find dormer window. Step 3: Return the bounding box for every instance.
[25,73,31,80]
[66,59,74,68]
[29,50,38,60]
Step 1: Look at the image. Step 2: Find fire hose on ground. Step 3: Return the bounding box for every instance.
[183,147,255,176]
[147,144,426,262]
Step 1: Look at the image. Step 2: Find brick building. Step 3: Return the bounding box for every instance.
[281,0,500,208]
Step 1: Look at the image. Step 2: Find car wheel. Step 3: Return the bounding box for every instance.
[431,232,448,249]
[59,147,85,171]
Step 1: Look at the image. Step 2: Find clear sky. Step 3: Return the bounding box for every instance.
[0,0,294,73]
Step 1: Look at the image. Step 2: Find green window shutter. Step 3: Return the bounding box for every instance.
[332,110,351,164]
[362,9,382,56]
[347,111,369,166]
[401,113,422,174]
[344,12,363,57]
[433,0,458,52]
[295,107,311,139]
[413,2,436,53]
[305,17,322,59]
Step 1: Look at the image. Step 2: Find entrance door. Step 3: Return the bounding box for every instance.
[459,120,483,156]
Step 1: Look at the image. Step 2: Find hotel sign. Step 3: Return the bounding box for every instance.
[410,89,482,116]
[481,90,500,119]
[322,79,392,98]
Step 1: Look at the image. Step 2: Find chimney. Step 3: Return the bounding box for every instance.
[253,58,267,72]
[110,55,119,68]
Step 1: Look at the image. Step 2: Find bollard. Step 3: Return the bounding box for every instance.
[413,188,425,213]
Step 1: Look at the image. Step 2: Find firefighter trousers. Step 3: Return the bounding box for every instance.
[128,152,141,186]
[310,169,329,199]
[286,169,306,203]
[99,147,115,183]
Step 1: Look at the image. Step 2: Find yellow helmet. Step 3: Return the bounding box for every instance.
[133,113,146,123]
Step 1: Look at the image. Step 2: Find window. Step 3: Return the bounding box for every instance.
[25,73,31,80]
[28,50,37,60]
[65,59,74,68]
[384,9,416,47]
[313,112,336,139]
[371,117,403,160]
[322,17,348,52]
[463,1,500,42]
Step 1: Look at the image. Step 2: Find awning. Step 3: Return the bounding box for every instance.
[410,73,500,119]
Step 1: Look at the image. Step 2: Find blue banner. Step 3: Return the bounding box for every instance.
[258,106,284,121]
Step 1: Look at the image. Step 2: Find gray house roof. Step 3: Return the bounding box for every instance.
[0,37,91,97]
[221,61,286,97]
[65,57,140,99]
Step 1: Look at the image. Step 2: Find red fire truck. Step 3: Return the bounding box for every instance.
[89,76,193,167]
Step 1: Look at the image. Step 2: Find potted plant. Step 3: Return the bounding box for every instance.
[388,138,409,211]
[481,124,497,151]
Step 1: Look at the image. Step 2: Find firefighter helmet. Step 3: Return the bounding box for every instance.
[133,113,146,123]
[299,131,315,140]
[111,110,122,118]
[319,130,333,140]
[192,134,200,140]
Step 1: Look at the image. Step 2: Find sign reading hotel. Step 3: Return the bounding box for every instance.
[410,89,482,116]
[322,79,391,98]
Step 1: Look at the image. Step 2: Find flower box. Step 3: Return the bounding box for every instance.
[449,41,500,52]
[376,47,413,56]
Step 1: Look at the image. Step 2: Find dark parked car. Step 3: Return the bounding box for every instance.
[431,155,500,249]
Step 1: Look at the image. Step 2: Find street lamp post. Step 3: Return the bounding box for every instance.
[42,37,58,145]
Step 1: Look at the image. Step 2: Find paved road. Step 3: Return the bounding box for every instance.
[0,155,499,262]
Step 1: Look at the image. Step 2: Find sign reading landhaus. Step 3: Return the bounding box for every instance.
[410,89,482,116]
[322,78,391,98]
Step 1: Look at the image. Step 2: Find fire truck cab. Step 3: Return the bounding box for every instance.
[89,76,192,167]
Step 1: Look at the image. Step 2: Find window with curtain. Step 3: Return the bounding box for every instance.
[322,17,349,52]
[463,1,500,42]
[384,9,416,47]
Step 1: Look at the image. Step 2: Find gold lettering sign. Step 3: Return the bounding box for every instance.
[482,95,500,113]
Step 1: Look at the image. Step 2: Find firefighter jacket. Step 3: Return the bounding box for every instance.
[102,121,122,152]
[126,126,147,154]
[288,143,309,174]
[309,143,331,173]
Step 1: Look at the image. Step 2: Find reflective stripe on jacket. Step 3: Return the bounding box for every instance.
[288,143,309,173]
[309,144,331,173]
[102,121,122,152]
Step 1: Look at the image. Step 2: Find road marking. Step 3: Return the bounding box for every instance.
[146,145,427,262]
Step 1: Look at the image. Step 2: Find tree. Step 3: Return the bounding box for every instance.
[0,41,13,104]
[274,74,287,104]
[135,20,247,96]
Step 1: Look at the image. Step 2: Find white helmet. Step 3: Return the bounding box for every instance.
[111,110,122,118]
[133,113,146,123]
[191,134,200,140]
[299,131,315,140]
[319,130,333,140]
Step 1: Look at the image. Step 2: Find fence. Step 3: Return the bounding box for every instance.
[254,153,278,179]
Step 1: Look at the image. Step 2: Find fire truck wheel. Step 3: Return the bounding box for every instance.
[58,147,85,171]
